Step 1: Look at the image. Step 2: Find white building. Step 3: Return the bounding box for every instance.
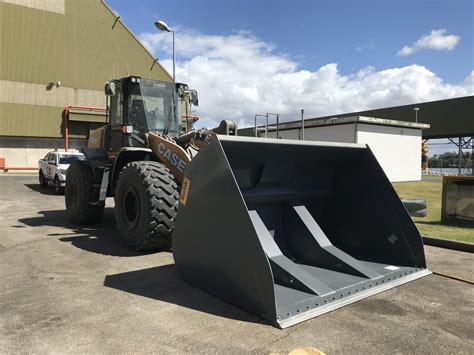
[264,116,429,182]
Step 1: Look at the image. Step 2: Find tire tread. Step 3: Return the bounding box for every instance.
[115,161,178,251]
[66,161,104,224]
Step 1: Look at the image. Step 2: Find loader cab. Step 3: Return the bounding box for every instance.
[106,76,187,149]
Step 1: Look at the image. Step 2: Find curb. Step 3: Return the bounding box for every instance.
[422,236,474,253]
[0,171,38,176]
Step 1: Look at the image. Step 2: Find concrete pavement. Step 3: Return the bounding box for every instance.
[1,176,473,353]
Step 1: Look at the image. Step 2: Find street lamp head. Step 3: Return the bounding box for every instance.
[413,107,420,123]
[154,19,175,82]
[154,20,172,32]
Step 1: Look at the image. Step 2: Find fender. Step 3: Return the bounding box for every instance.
[111,147,153,190]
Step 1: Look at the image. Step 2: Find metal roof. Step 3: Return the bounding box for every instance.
[240,96,473,139]
[276,115,430,130]
[311,96,473,139]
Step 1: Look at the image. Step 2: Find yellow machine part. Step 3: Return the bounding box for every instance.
[148,132,192,183]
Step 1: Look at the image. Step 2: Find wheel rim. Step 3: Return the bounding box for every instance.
[66,180,77,209]
[122,186,140,227]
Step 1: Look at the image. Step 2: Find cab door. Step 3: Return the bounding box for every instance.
[46,154,56,179]
[108,82,124,156]
[40,153,49,177]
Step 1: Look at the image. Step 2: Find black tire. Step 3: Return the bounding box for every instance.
[54,176,63,195]
[39,171,47,187]
[65,161,104,224]
[115,161,178,252]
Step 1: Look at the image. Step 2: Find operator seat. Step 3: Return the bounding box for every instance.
[130,99,146,129]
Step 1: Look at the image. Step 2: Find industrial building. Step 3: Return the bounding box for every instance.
[0,0,171,169]
[266,116,429,182]
[293,96,473,139]
[240,96,473,182]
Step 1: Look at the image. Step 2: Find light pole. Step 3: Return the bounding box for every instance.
[154,20,175,83]
[413,107,419,123]
[301,109,305,140]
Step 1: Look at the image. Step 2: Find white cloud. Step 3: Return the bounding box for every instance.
[397,29,461,56]
[139,30,473,128]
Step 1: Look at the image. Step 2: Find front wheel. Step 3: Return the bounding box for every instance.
[65,161,104,224]
[54,176,63,195]
[115,161,179,252]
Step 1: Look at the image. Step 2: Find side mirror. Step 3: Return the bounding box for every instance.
[190,90,199,106]
[104,82,116,96]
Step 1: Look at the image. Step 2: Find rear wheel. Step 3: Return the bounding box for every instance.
[65,161,104,224]
[39,171,47,187]
[115,161,178,252]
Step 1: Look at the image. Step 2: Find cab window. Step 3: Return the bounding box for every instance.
[110,82,123,130]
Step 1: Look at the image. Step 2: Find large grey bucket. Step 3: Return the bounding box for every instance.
[172,135,430,328]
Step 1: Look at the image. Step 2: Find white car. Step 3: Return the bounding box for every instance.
[38,150,85,194]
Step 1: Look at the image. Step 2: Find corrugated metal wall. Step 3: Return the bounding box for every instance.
[0,0,171,138]
[0,103,64,137]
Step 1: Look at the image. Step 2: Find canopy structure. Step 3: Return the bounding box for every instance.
[330,96,473,139]
[239,96,474,140]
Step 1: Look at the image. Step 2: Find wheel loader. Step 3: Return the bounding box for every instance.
[66,75,431,328]
[65,76,236,250]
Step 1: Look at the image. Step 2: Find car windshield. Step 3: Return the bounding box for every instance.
[59,155,84,164]
[128,79,179,136]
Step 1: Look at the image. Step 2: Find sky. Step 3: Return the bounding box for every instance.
[107,0,473,155]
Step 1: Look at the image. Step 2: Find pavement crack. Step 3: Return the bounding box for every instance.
[261,323,304,351]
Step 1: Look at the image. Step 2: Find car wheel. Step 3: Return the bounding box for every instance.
[39,171,47,187]
[54,176,64,195]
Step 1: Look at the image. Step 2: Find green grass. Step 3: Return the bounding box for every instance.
[393,176,474,244]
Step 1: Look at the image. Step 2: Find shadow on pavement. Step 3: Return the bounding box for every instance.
[104,264,266,325]
[24,183,57,195]
[18,208,141,257]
